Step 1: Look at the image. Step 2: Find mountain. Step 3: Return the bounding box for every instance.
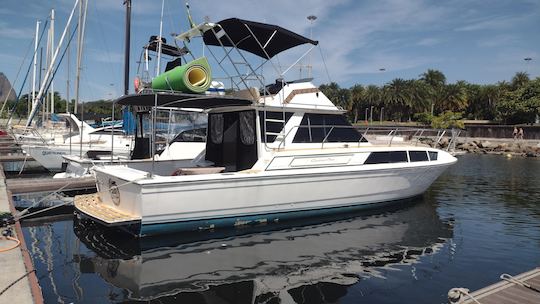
[0,72,17,102]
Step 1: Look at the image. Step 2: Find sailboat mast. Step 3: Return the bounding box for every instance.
[31,21,40,117]
[25,0,80,127]
[124,0,131,95]
[50,9,55,114]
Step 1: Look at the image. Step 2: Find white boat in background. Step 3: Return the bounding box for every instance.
[18,113,133,171]
[74,17,457,236]
[53,108,207,178]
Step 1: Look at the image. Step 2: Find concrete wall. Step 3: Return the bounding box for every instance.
[464,125,540,140]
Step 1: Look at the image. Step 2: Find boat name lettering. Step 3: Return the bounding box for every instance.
[42,151,68,156]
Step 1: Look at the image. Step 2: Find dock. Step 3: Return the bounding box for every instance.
[0,164,43,303]
[6,177,96,194]
[449,268,540,304]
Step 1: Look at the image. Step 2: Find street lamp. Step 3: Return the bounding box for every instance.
[306,15,317,78]
[524,57,532,73]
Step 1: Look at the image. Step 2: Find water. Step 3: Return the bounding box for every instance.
[20,154,540,303]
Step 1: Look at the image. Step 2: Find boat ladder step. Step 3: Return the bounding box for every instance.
[74,194,141,226]
[265,132,282,136]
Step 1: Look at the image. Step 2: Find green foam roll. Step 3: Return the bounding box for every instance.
[152,57,212,94]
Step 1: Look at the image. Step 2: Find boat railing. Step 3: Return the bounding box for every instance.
[357,126,462,151]
[274,125,461,151]
[10,125,52,146]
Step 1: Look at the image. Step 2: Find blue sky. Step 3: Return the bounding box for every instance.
[1,0,539,101]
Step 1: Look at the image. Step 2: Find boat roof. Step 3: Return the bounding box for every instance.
[115,93,252,109]
[202,18,318,59]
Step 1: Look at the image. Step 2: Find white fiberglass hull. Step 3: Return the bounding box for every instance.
[91,153,455,236]
[23,144,131,171]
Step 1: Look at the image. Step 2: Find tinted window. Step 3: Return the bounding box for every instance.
[409,151,429,162]
[170,128,206,143]
[429,151,438,161]
[259,111,294,143]
[293,114,366,143]
[364,151,408,164]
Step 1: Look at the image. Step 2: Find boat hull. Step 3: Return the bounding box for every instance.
[88,162,452,236]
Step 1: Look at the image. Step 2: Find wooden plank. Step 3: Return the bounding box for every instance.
[460,268,540,304]
[6,177,96,194]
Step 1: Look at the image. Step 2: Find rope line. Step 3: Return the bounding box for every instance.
[0,236,21,252]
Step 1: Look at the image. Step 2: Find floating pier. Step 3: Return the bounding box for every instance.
[449,268,540,304]
[0,164,43,303]
[6,177,96,194]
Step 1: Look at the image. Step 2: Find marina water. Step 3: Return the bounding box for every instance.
[19,154,540,303]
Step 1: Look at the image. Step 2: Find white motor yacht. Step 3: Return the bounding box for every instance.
[74,18,457,236]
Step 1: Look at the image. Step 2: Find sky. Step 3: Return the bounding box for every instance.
[0,0,539,102]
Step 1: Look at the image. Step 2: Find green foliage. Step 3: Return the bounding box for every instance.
[431,111,465,129]
[319,70,539,125]
[413,112,433,125]
[496,78,540,124]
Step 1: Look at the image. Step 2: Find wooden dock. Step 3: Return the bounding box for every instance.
[450,268,540,304]
[6,177,96,194]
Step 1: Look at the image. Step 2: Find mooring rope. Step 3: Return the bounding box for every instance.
[448,287,482,304]
[501,273,540,293]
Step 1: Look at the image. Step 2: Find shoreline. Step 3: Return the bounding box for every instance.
[449,137,540,157]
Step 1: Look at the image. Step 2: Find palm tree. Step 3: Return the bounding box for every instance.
[384,78,412,121]
[349,84,364,123]
[442,82,468,112]
[420,69,446,115]
[510,71,530,90]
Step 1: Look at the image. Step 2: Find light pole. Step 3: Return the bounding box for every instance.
[380,107,384,123]
[370,106,374,124]
[307,15,317,78]
[365,108,369,124]
[524,57,532,73]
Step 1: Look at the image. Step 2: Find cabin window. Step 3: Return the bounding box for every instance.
[240,111,255,145]
[364,151,408,164]
[170,128,206,143]
[259,111,294,143]
[293,114,366,143]
[429,151,438,161]
[210,114,224,144]
[409,151,429,162]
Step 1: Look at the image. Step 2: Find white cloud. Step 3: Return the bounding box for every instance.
[417,38,441,46]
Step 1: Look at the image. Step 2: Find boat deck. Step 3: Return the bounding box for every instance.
[457,268,540,304]
[74,194,140,226]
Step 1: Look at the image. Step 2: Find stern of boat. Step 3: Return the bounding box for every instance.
[74,166,146,235]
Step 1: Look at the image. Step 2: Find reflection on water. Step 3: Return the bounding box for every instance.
[24,197,452,303]
[21,154,540,303]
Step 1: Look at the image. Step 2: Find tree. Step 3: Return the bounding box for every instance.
[349,84,364,123]
[496,78,540,124]
[510,71,530,90]
[419,69,446,115]
[442,81,468,112]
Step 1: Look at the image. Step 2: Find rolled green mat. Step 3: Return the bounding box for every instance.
[152,56,212,94]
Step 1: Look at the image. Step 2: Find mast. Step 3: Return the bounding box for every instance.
[25,0,80,127]
[50,9,55,114]
[75,0,88,157]
[31,21,40,117]
[124,0,131,95]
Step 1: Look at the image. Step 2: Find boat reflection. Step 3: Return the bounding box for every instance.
[73,198,453,303]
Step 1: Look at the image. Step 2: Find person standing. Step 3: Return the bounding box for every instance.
[513,126,518,139]
[518,128,524,140]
